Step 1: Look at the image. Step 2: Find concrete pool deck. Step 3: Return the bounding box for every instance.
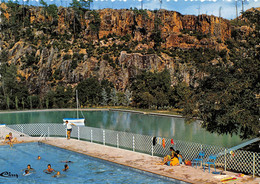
[0,137,259,184]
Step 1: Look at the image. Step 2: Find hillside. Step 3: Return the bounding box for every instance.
[0,3,231,93]
[0,3,259,138]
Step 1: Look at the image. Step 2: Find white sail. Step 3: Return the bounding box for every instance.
[63,90,85,126]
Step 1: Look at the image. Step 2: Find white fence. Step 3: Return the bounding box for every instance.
[6,123,259,177]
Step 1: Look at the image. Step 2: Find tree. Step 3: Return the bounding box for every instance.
[140,92,156,109]
[88,10,101,40]
[130,69,172,108]
[76,78,102,106]
[125,89,132,106]
[101,88,108,106]
[110,88,118,106]
[183,10,260,139]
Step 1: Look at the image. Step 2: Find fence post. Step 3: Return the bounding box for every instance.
[224,149,227,171]
[91,129,93,143]
[48,127,50,138]
[21,127,24,134]
[151,137,154,156]
[133,136,135,151]
[117,133,119,148]
[253,153,255,178]
[78,126,80,140]
[103,130,105,145]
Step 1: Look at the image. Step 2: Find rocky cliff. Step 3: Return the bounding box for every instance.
[0,4,233,94]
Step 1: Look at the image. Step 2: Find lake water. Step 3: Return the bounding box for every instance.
[0,110,246,147]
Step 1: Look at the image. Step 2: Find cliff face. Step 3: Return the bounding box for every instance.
[0,5,232,93]
[96,9,230,47]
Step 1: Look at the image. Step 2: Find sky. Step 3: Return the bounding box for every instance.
[4,0,260,19]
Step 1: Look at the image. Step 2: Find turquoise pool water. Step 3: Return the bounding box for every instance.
[0,143,188,184]
[0,110,247,147]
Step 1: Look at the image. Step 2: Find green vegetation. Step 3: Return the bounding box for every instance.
[183,10,260,139]
[0,3,259,139]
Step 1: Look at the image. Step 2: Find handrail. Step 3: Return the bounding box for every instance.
[38,133,47,142]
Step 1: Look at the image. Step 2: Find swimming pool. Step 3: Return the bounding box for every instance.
[0,143,189,184]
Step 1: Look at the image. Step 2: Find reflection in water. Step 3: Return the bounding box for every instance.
[170,119,176,137]
[0,110,247,147]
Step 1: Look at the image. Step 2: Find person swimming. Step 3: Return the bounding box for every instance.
[43,164,56,174]
[62,164,69,171]
[22,165,36,173]
[37,156,41,160]
[52,171,65,178]
[23,170,31,176]
[60,160,73,163]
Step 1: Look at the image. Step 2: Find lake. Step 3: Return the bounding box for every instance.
[0,110,246,148]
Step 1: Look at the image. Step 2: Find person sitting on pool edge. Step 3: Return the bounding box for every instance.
[63,164,69,171]
[43,164,56,173]
[176,150,183,164]
[169,153,180,166]
[162,147,176,164]
[4,132,21,145]
[65,121,76,140]
[4,132,16,146]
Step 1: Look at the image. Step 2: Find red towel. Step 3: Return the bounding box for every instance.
[162,138,165,148]
[171,139,174,145]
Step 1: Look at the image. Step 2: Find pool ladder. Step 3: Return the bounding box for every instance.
[38,134,47,144]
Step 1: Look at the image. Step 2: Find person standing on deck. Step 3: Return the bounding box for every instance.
[65,121,76,140]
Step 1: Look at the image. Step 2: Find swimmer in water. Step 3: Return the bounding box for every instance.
[23,170,31,176]
[22,164,35,173]
[62,164,69,171]
[37,156,41,160]
[52,171,61,177]
[43,164,56,173]
[60,160,73,163]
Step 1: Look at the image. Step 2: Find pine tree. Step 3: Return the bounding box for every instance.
[101,88,108,106]
[110,88,118,106]
[125,89,132,106]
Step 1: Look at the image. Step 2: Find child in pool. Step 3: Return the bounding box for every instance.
[22,164,36,173]
[63,164,69,171]
[23,170,31,176]
[52,171,61,177]
[43,164,56,173]
[52,171,65,178]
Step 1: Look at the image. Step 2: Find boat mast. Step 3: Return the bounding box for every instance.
[76,90,79,119]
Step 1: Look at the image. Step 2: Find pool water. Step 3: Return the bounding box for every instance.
[0,143,187,184]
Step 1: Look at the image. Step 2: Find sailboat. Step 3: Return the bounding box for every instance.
[63,90,85,126]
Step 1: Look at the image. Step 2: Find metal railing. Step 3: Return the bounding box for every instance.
[6,123,259,177]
